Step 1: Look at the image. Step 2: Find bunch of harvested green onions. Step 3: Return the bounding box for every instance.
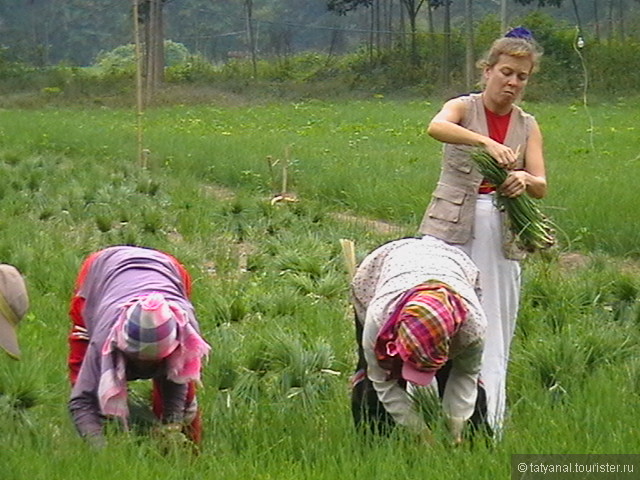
[471,150,555,252]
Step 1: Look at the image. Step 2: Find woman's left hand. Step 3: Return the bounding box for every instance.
[500,170,529,198]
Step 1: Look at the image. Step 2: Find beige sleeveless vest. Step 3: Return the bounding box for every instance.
[418,93,534,259]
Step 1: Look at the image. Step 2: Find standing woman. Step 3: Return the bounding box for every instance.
[418,28,547,434]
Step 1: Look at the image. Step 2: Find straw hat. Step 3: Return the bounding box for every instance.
[0,264,29,360]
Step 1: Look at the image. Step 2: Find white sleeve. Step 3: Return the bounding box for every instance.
[441,340,483,426]
[362,312,427,432]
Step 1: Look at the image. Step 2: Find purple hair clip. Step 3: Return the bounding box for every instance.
[504,26,534,41]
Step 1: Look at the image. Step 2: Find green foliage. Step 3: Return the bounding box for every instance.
[513,255,640,412]
[342,41,442,93]
[0,47,33,82]
[1,14,640,103]
[165,55,218,83]
[94,40,194,74]
[474,14,503,53]
[513,0,563,6]
[585,39,640,95]
[0,100,639,478]
[166,10,636,100]
[327,0,373,15]
[471,150,556,251]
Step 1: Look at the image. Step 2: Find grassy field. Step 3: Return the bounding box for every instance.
[0,96,638,479]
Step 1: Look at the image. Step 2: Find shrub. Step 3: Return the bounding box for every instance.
[93,40,195,74]
[165,55,217,82]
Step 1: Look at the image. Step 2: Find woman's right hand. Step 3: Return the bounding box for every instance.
[484,139,517,170]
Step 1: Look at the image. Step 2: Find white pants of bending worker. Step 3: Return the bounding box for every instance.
[455,194,521,433]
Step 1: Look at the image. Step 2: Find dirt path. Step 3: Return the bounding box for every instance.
[196,181,640,276]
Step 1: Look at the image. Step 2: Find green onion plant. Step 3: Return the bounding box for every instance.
[471,150,555,252]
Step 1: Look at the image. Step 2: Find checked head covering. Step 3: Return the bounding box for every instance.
[374,282,468,386]
[115,293,179,361]
[98,292,210,422]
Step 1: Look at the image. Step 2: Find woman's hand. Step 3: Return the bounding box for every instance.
[420,427,436,446]
[500,170,529,198]
[484,140,518,170]
[152,423,195,454]
[447,417,465,446]
[85,431,107,449]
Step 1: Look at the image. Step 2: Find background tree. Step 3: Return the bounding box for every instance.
[327,0,378,62]
[327,0,373,15]
[244,0,258,77]
[260,0,333,59]
[398,0,427,64]
[423,0,454,86]
[608,0,628,41]
[464,0,475,89]
[1,0,640,100]
[0,1,128,65]
[442,0,452,86]
[137,0,167,97]
[165,0,245,63]
[511,0,563,6]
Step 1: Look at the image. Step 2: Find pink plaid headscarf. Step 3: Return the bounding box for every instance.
[98,292,210,422]
[374,282,468,385]
[115,294,180,361]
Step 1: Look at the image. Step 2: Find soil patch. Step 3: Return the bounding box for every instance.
[203,184,236,202]
[330,212,407,236]
[557,252,591,272]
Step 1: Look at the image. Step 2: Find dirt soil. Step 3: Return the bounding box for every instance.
[200,181,640,276]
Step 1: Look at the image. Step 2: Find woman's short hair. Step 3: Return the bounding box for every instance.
[477,36,543,85]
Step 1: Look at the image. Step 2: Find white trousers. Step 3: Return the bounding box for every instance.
[455,194,521,432]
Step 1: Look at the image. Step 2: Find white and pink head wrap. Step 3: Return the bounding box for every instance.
[98,292,210,422]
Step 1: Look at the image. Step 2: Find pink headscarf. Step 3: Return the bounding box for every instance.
[374,282,467,386]
[98,292,210,422]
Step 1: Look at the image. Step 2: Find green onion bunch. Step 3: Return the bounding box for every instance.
[471,150,555,252]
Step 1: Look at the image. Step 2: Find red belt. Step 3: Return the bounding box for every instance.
[478,185,497,194]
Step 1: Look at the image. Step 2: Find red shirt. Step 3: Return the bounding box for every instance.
[485,107,511,143]
[479,107,512,193]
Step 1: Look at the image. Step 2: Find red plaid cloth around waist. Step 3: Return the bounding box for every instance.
[478,179,497,194]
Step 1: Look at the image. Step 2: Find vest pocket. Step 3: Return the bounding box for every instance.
[453,159,473,174]
[427,183,466,223]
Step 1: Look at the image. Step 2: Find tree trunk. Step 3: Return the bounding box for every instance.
[152,0,164,92]
[608,0,614,42]
[374,0,381,55]
[500,0,508,34]
[409,9,418,64]
[617,0,625,40]
[400,0,425,66]
[384,0,393,50]
[593,0,600,41]
[138,0,164,101]
[133,0,146,167]
[442,0,451,87]
[399,1,406,50]
[368,3,375,64]
[245,0,257,77]
[427,3,434,34]
[27,0,51,66]
[464,0,475,91]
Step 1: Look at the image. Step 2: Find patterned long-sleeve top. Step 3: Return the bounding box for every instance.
[351,235,487,433]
